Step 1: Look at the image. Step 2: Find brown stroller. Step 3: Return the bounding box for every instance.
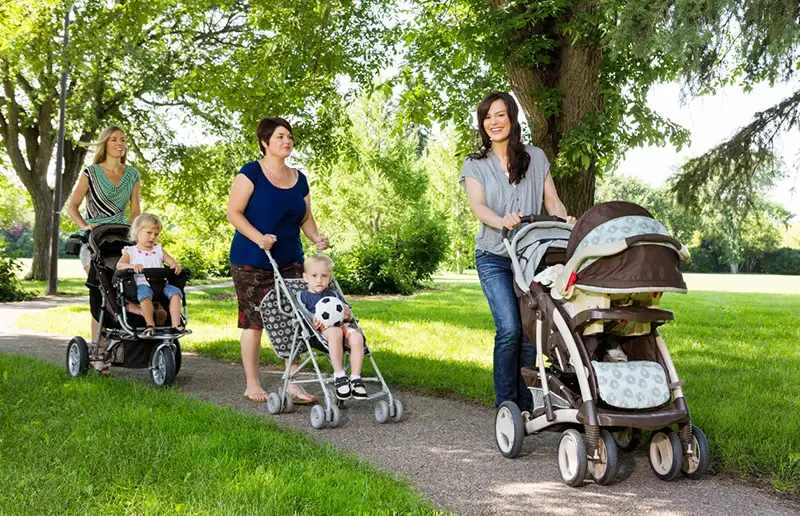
[493,202,711,486]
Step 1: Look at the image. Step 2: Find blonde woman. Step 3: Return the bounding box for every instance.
[67,126,142,374]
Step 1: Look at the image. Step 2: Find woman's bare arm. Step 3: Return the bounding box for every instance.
[300,194,327,249]
[129,180,141,222]
[226,174,275,250]
[463,177,523,230]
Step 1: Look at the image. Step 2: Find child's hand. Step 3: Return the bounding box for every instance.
[343,305,353,321]
[312,316,325,330]
[132,263,143,273]
[172,262,182,275]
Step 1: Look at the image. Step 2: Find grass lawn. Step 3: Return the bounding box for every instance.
[14,283,800,492]
[0,354,438,514]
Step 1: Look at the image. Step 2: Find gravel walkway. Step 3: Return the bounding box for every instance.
[1,298,797,515]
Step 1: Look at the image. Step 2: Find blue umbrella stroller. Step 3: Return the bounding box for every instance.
[260,250,403,429]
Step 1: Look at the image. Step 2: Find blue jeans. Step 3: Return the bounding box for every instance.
[137,283,183,303]
[475,248,534,412]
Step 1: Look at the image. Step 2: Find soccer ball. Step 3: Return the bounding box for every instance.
[314,296,345,328]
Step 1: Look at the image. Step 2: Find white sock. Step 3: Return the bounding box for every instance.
[350,375,361,381]
[334,370,346,379]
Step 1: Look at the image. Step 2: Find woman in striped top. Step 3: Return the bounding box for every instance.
[68,126,142,272]
[67,126,142,374]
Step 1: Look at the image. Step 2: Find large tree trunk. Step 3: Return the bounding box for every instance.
[28,192,54,281]
[503,1,603,217]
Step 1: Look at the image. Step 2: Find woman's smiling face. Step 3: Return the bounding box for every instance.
[483,98,511,143]
[105,130,127,159]
[263,126,294,158]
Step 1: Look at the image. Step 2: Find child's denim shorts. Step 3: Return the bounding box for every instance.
[137,284,183,303]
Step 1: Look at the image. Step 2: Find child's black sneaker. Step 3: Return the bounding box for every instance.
[334,376,352,400]
[351,378,368,399]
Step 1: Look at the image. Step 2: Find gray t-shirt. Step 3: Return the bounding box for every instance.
[459,145,549,257]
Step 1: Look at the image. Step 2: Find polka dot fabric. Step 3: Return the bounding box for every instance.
[591,360,670,409]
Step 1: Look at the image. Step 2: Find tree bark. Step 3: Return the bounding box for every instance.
[502,1,603,217]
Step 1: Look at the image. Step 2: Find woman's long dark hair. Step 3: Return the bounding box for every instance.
[469,91,530,185]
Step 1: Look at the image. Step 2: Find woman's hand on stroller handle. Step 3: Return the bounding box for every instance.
[314,235,329,251]
[258,233,277,250]
[500,214,571,240]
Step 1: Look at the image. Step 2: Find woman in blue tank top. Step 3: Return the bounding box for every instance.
[227,117,328,404]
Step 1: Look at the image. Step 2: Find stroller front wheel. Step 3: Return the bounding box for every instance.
[310,404,326,429]
[681,425,711,479]
[648,428,683,481]
[495,401,524,459]
[66,337,90,377]
[558,429,588,487]
[149,345,176,387]
[612,427,642,452]
[588,430,619,486]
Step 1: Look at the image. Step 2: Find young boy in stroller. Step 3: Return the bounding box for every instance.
[299,254,367,400]
[65,216,190,387]
[261,249,402,429]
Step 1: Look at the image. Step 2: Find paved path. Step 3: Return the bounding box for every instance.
[1,299,797,516]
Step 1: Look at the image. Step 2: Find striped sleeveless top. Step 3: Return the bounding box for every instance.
[82,164,140,226]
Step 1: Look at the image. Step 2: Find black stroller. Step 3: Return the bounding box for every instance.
[65,224,190,386]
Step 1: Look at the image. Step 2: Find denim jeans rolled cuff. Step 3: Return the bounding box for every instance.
[475,248,533,412]
[136,283,183,303]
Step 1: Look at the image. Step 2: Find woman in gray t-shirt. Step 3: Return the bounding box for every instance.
[459,91,575,415]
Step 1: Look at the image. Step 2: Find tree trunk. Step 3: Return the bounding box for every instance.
[27,191,54,281]
[503,1,603,217]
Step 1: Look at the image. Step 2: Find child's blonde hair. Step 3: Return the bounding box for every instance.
[130,212,163,241]
[304,253,334,272]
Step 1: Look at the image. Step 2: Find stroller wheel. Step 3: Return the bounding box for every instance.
[558,429,588,487]
[681,426,711,479]
[66,337,90,377]
[375,400,390,424]
[310,404,326,429]
[612,427,642,452]
[327,405,342,428]
[649,428,683,481]
[267,392,282,415]
[495,401,524,459]
[173,340,182,376]
[391,399,404,423]
[588,430,619,486]
[281,389,295,413]
[149,345,176,387]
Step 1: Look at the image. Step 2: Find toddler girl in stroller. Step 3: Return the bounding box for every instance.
[116,213,187,337]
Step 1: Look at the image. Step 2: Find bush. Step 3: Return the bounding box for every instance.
[332,219,450,295]
[168,240,230,280]
[681,247,718,273]
[759,248,800,275]
[0,241,30,302]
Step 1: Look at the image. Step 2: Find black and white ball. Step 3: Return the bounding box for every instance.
[314,296,345,327]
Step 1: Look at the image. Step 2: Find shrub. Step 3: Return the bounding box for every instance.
[759,248,800,275]
[168,240,230,280]
[681,247,718,273]
[0,241,30,302]
[332,219,450,295]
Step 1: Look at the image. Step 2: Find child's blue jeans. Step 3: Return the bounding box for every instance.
[137,284,183,303]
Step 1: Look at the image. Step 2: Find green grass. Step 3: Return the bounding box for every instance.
[0,354,439,514]
[14,284,800,492]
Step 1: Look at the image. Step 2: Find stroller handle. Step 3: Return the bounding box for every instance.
[501,214,567,240]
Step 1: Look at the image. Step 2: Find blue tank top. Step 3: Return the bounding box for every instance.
[229,161,310,270]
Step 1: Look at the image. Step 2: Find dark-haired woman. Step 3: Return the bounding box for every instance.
[460,91,575,414]
[227,117,328,404]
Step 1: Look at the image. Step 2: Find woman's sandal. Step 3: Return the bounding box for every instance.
[242,391,269,403]
[287,384,316,405]
[142,326,155,338]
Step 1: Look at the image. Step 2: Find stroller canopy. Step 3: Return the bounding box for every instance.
[566,201,687,293]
